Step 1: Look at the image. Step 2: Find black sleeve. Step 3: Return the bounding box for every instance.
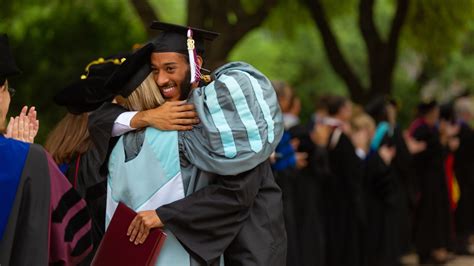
[87,102,127,175]
[366,152,396,204]
[330,133,367,225]
[156,162,269,264]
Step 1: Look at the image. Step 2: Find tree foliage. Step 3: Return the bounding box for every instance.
[2,0,474,141]
[2,0,146,142]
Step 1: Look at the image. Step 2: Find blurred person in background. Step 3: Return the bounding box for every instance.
[452,95,474,254]
[271,80,306,265]
[409,100,452,264]
[323,94,367,266]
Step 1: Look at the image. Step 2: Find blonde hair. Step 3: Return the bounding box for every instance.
[351,112,376,133]
[44,113,92,164]
[115,73,165,111]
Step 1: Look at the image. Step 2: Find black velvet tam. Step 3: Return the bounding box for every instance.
[150,21,219,55]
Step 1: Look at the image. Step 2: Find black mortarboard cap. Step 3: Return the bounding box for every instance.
[0,34,21,85]
[150,21,219,55]
[54,54,128,114]
[104,43,154,97]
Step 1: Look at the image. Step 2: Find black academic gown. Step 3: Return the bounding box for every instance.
[392,126,418,255]
[411,124,452,259]
[70,102,125,264]
[64,150,107,265]
[289,123,327,266]
[325,129,366,266]
[364,140,403,266]
[89,103,287,266]
[272,153,301,264]
[454,123,474,243]
[157,161,287,266]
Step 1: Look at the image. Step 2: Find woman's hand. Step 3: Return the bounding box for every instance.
[127,210,163,245]
[5,106,39,143]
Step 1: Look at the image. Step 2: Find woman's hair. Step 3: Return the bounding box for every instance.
[115,73,165,111]
[351,112,376,133]
[44,112,92,164]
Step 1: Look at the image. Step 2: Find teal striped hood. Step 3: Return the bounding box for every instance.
[180,61,283,176]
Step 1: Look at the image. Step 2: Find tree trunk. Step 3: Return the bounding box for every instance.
[187,0,278,70]
[130,0,159,37]
[303,0,409,104]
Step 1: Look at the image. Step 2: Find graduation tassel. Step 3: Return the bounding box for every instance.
[187,28,201,83]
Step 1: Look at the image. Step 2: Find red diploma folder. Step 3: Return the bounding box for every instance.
[91,202,167,266]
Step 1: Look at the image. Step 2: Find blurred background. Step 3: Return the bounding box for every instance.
[2,0,474,143]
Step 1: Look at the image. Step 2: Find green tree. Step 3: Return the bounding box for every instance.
[298,0,474,104]
[130,0,279,69]
[1,0,146,143]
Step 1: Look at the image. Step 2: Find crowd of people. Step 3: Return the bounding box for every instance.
[2,19,474,266]
[271,81,474,265]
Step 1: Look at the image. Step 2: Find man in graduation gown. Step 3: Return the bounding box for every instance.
[0,33,92,265]
[90,22,287,265]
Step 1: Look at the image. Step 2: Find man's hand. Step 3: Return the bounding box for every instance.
[131,101,199,131]
[5,106,39,143]
[127,210,163,245]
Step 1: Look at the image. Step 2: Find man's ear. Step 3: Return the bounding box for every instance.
[196,55,203,68]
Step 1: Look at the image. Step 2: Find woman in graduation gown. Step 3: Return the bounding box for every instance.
[0,33,92,265]
[101,29,286,265]
[364,97,405,266]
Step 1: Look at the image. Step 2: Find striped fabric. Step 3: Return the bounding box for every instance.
[180,61,283,176]
[47,151,93,264]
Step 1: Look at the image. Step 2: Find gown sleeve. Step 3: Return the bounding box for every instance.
[180,62,283,175]
[88,102,128,175]
[157,162,272,264]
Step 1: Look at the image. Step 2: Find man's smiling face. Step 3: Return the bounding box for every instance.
[150,52,191,101]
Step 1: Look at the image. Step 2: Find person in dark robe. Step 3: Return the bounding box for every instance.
[0,33,92,265]
[283,90,329,266]
[409,100,453,264]
[89,22,287,265]
[271,81,304,266]
[322,95,367,266]
[452,96,474,254]
[44,55,128,264]
[365,96,410,266]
